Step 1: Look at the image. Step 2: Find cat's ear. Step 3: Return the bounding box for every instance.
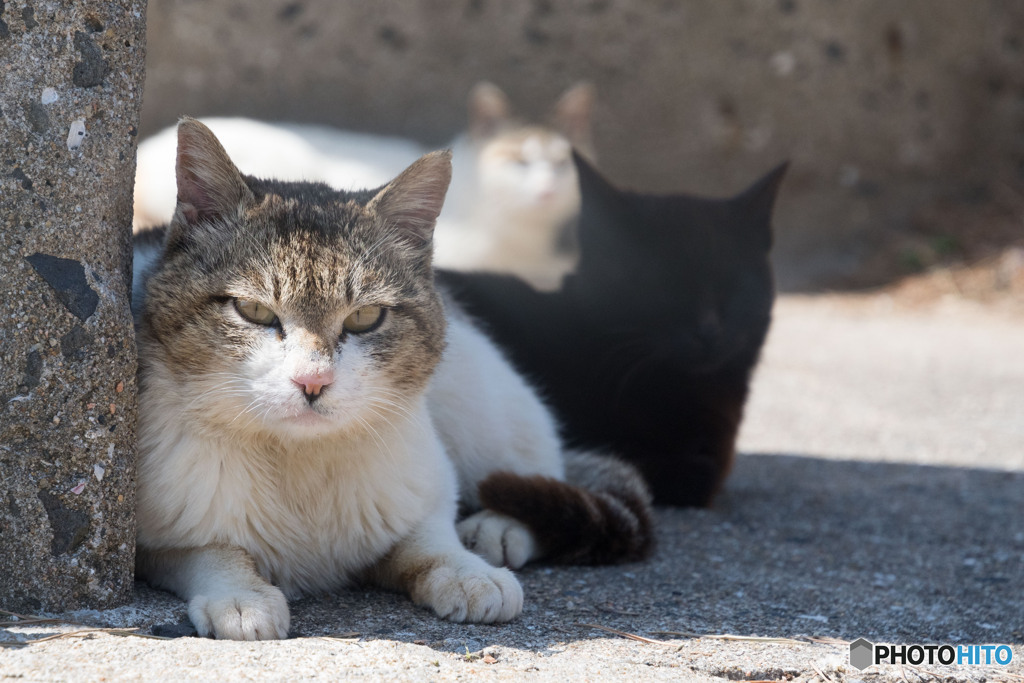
[573,150,619,208]
[173,117,254,227]
[733,161,788,249]
[368,150,452,252]
[553,82,596,157]
[468,81,511,140]
[573,149,628,254]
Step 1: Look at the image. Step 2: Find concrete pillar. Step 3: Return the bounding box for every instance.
[1,0,145,611]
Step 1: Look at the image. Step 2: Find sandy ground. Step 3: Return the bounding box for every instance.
[2,292,1023,682]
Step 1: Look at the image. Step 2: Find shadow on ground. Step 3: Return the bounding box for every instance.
[112,453,1023,653]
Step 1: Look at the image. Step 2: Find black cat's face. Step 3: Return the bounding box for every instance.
[571,155,785,374]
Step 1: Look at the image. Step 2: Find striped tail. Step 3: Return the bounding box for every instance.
[476,451,654,565]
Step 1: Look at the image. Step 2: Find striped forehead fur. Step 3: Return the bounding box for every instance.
[166,173,433,295]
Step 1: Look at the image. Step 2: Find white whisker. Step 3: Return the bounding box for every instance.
[354,412,392,460]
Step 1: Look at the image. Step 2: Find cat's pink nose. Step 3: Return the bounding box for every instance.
[292,371,335,400]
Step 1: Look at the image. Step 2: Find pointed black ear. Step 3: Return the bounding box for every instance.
[573,150,631,260]
[368,150,452,253]
[733,161,788,251]
[573,149,620,209]
[174,117,254,226]
[735,161,788,224]
[553,82,596,157]
[468,81,511,140]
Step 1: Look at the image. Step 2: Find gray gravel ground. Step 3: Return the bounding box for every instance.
[3,294,1023,682]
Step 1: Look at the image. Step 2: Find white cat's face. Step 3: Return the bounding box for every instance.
[476,130,579,221]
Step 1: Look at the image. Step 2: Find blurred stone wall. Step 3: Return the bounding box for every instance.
[141,0,1023,289]
[1,0,145,611]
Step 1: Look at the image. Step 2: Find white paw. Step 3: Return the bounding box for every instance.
[458,510,538,569]
[188,584,290,640]
[413,551,523,623]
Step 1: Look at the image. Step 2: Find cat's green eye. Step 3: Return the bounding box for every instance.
[343,305,384,334]
[233,298,278,327]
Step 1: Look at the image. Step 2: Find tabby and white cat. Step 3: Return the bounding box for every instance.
[132,119,650,641]
[132,82,594,290]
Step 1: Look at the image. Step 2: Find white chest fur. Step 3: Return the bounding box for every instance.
[136,385,454,599]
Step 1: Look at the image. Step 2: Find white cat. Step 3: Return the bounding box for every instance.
[432,81,594,290]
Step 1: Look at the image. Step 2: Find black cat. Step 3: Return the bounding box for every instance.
[439,153,786,507]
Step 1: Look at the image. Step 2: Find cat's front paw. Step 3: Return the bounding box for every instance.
[412,552,523,623]
[457,510,538,569]
[188,583,290,640]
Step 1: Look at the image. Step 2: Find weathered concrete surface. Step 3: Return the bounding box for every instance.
[0,0,146,611]
[2,295,1021,681]
[139,0,1024,288]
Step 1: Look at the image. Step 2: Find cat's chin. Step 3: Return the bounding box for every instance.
[284,409,329,425]
[268,408,341,439]
[657,334,748,376]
